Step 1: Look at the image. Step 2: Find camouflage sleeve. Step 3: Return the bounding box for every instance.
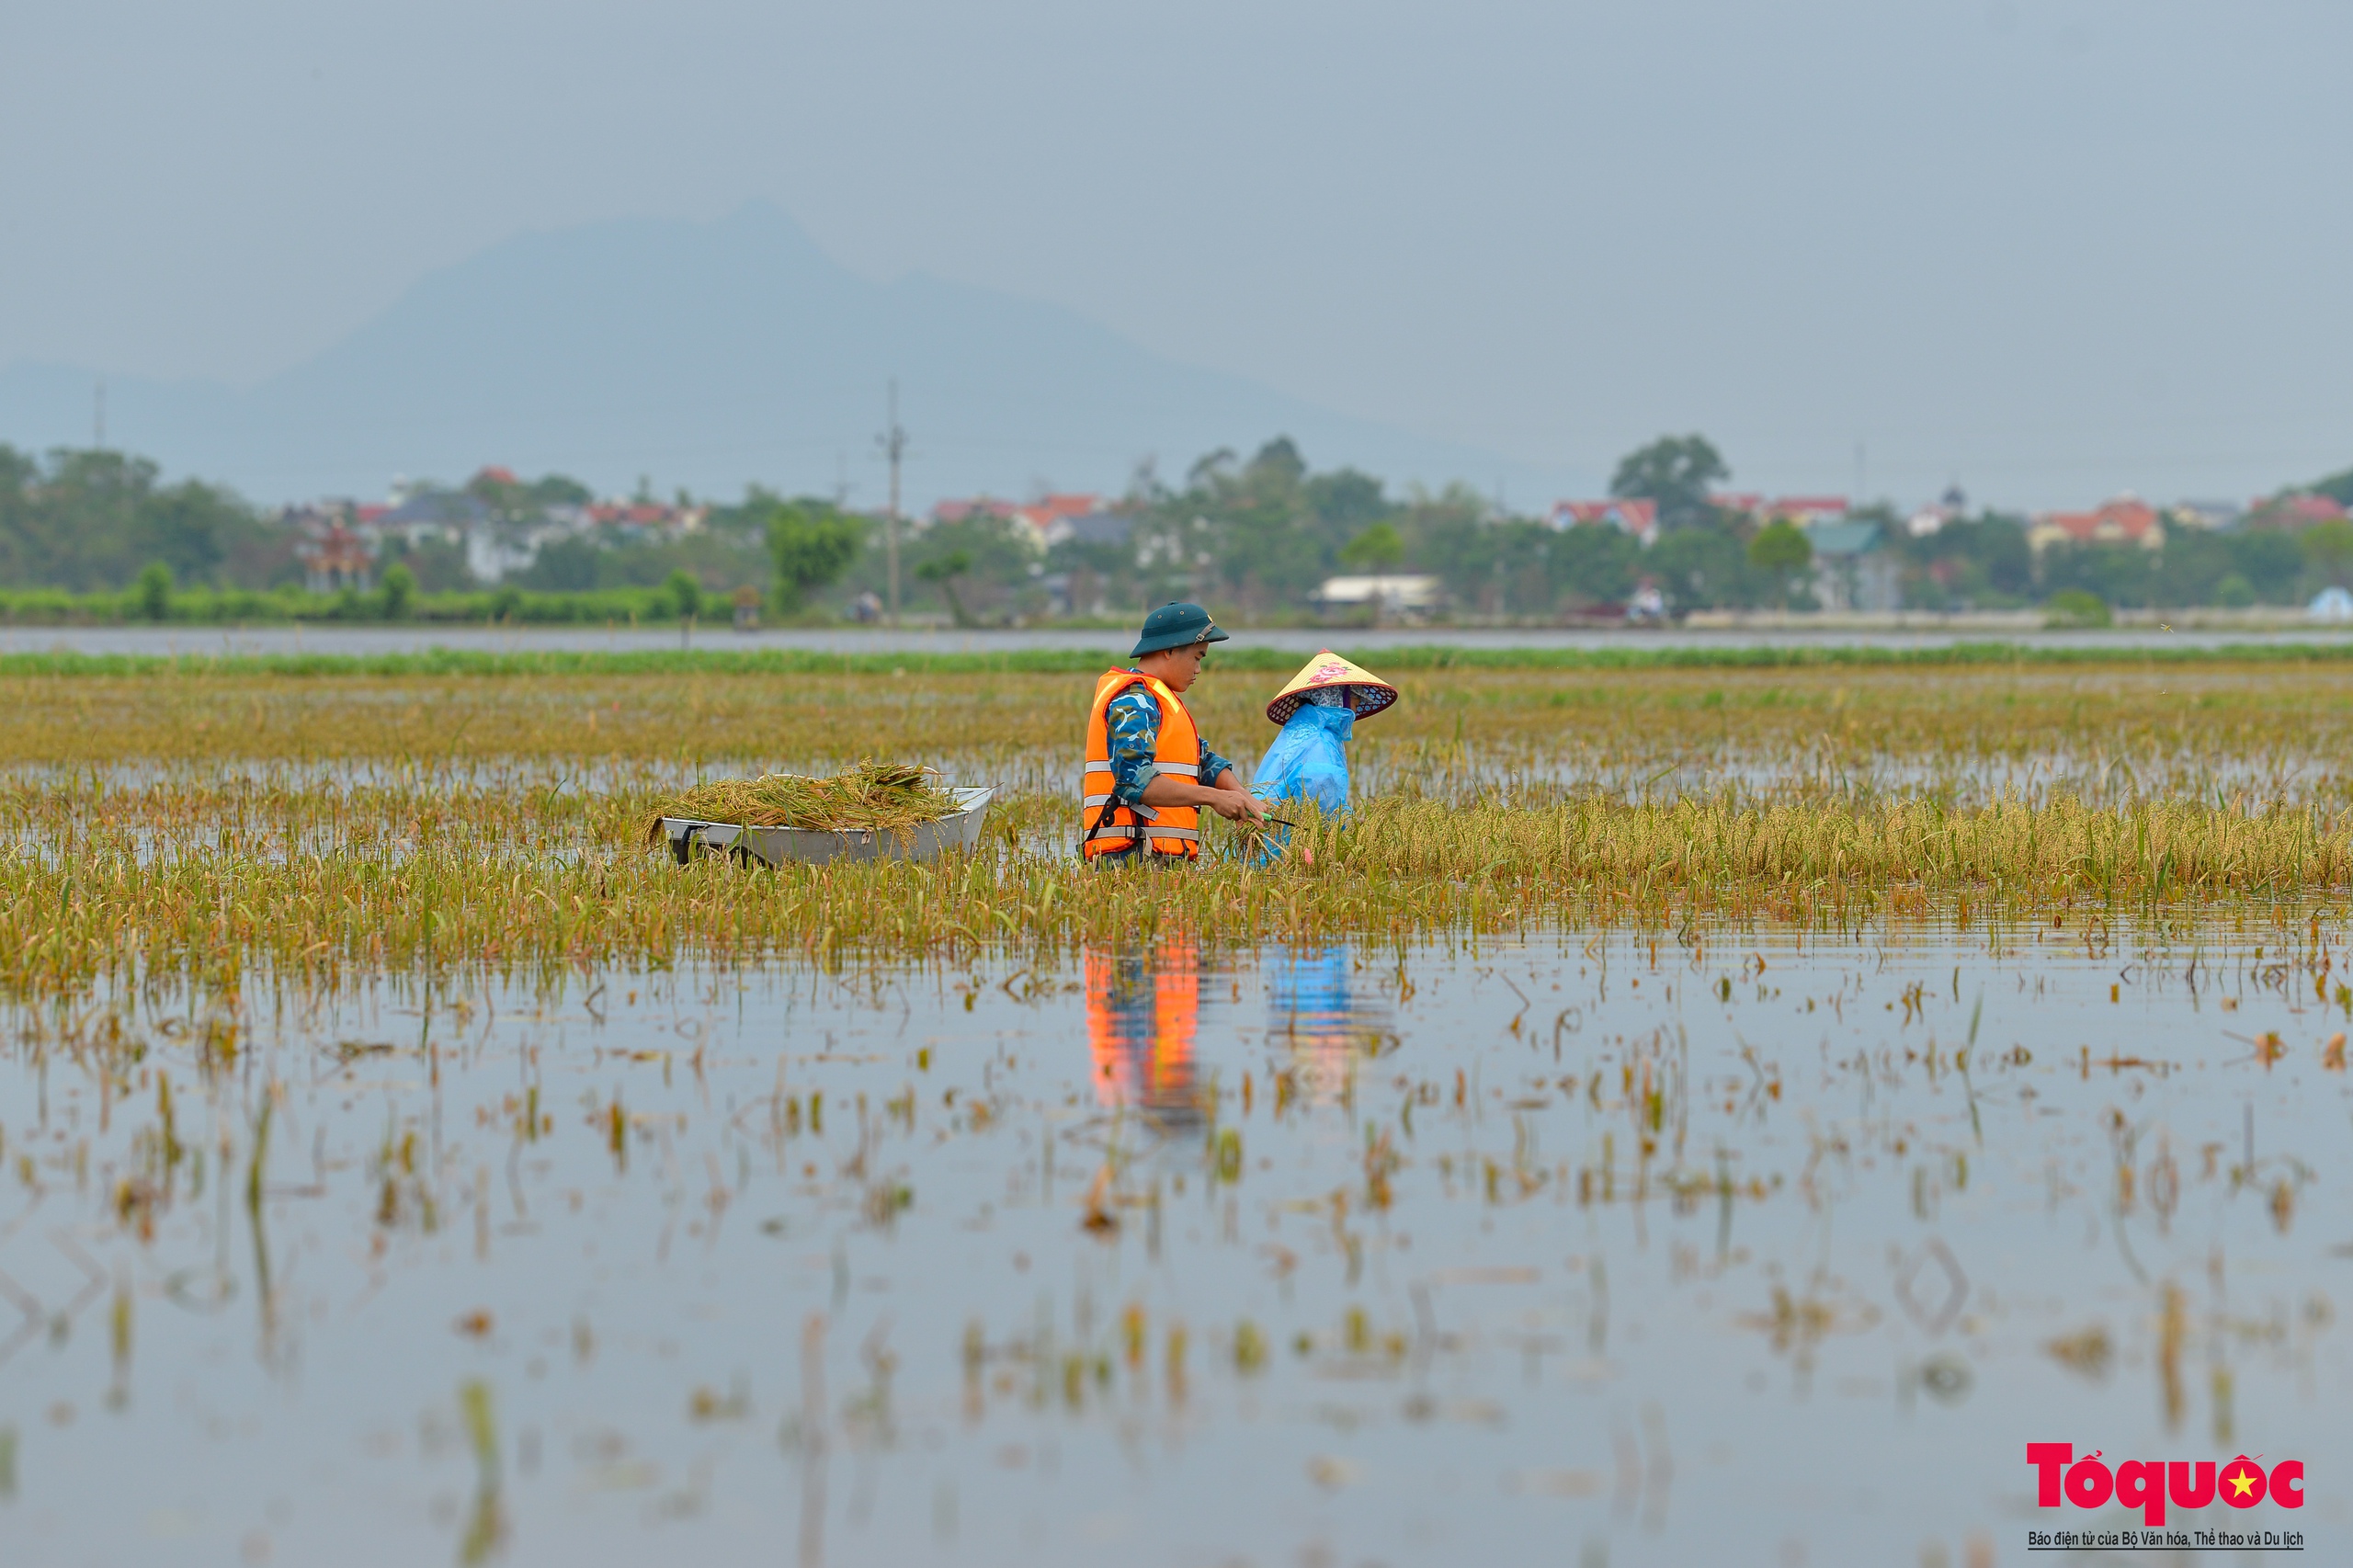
[1104,687,1162,806]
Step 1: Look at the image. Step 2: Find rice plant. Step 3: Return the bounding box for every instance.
[3,657,2352,1001]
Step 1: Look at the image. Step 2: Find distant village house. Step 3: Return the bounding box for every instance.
[929,493,1108,552]
[283,504,378,592]
[285,468,712,584]
[1312,574,1441,617]
[1714,494,1851,528]
[1905,485,1970,538]
[2027,494,2164,555]
[1547,499,1659,547]
[1801,517,1900,612]
[2165,500,2242,531]
[2245,494,2347,529]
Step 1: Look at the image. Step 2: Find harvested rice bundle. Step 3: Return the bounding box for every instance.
[646,760,961,843]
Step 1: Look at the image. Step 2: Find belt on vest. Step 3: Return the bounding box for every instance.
[1082,824,1200,844]
[1080,760,1201,830]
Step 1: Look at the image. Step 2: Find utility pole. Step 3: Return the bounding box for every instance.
[876,380,907,628]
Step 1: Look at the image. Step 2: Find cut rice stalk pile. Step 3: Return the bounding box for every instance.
[646,760,962,843]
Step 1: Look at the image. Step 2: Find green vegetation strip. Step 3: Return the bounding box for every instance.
[6,637,2353,681]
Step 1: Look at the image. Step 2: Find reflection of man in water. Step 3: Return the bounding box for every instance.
[1085,940,1201,1128]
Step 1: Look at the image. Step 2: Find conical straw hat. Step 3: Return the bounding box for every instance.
[1266,649,1400,726]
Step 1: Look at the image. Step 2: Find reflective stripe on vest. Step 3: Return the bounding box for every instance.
[1083,758,1198,779]
[1080,667,1204,860]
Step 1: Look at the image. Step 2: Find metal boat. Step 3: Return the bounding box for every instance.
[660,785,995,867]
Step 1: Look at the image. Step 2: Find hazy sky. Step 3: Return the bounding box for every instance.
[3,0,2348,507]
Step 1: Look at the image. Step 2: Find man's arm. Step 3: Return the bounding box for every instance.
[1108,685,1261,824]
[1139,770,1263,823]
[1142,738,1261,824]
[1101,687,1163,814]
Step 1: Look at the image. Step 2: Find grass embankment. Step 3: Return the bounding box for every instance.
[8,636,2353,683]
[6,657,2353,997]
[0,584,715,626]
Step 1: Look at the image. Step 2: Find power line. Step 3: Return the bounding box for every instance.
[875,379,908,629]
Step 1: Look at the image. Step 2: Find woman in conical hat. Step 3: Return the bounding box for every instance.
[1249,651,1396,846]
[1265,650,1399,726]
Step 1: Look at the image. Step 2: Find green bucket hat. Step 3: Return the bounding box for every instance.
[1131,601,1230,657]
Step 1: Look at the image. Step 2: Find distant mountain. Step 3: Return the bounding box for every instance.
[0,204,1584,508]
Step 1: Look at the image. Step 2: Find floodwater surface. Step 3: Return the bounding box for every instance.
[1,923,2346,1566]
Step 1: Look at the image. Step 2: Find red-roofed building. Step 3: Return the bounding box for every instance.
[1768,495,1850,526]
[930,497,1018,526]
[1009,494,1103,551]
[294,518,376,592]
[1713,494,1849,527]
[1017,494,1101,526]
[1549,499,1659,546]
[932,492,1107,551]
[2246,494,2349,528]
[584,500,706,539]
[2028,495,2165,554]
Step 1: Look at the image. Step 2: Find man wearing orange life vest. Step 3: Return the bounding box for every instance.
[1081,601,1265,863]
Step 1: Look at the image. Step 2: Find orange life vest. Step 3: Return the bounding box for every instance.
[1081,668,1203,859]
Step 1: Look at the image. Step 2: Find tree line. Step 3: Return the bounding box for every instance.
[900,434,2353,622]
[4,437,2350,624]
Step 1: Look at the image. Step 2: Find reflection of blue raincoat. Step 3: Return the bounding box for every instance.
[1268,945,1381,1096]
[1267,945,1354,1040]
[1251,695,1354,860]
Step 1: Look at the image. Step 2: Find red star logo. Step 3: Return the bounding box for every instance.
[2224,1464,2259,1500]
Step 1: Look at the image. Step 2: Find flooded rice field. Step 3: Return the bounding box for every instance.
[3,921,2346,1566]
[9,656,2353,1564]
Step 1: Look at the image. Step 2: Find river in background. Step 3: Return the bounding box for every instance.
[1,922,2344,1565]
